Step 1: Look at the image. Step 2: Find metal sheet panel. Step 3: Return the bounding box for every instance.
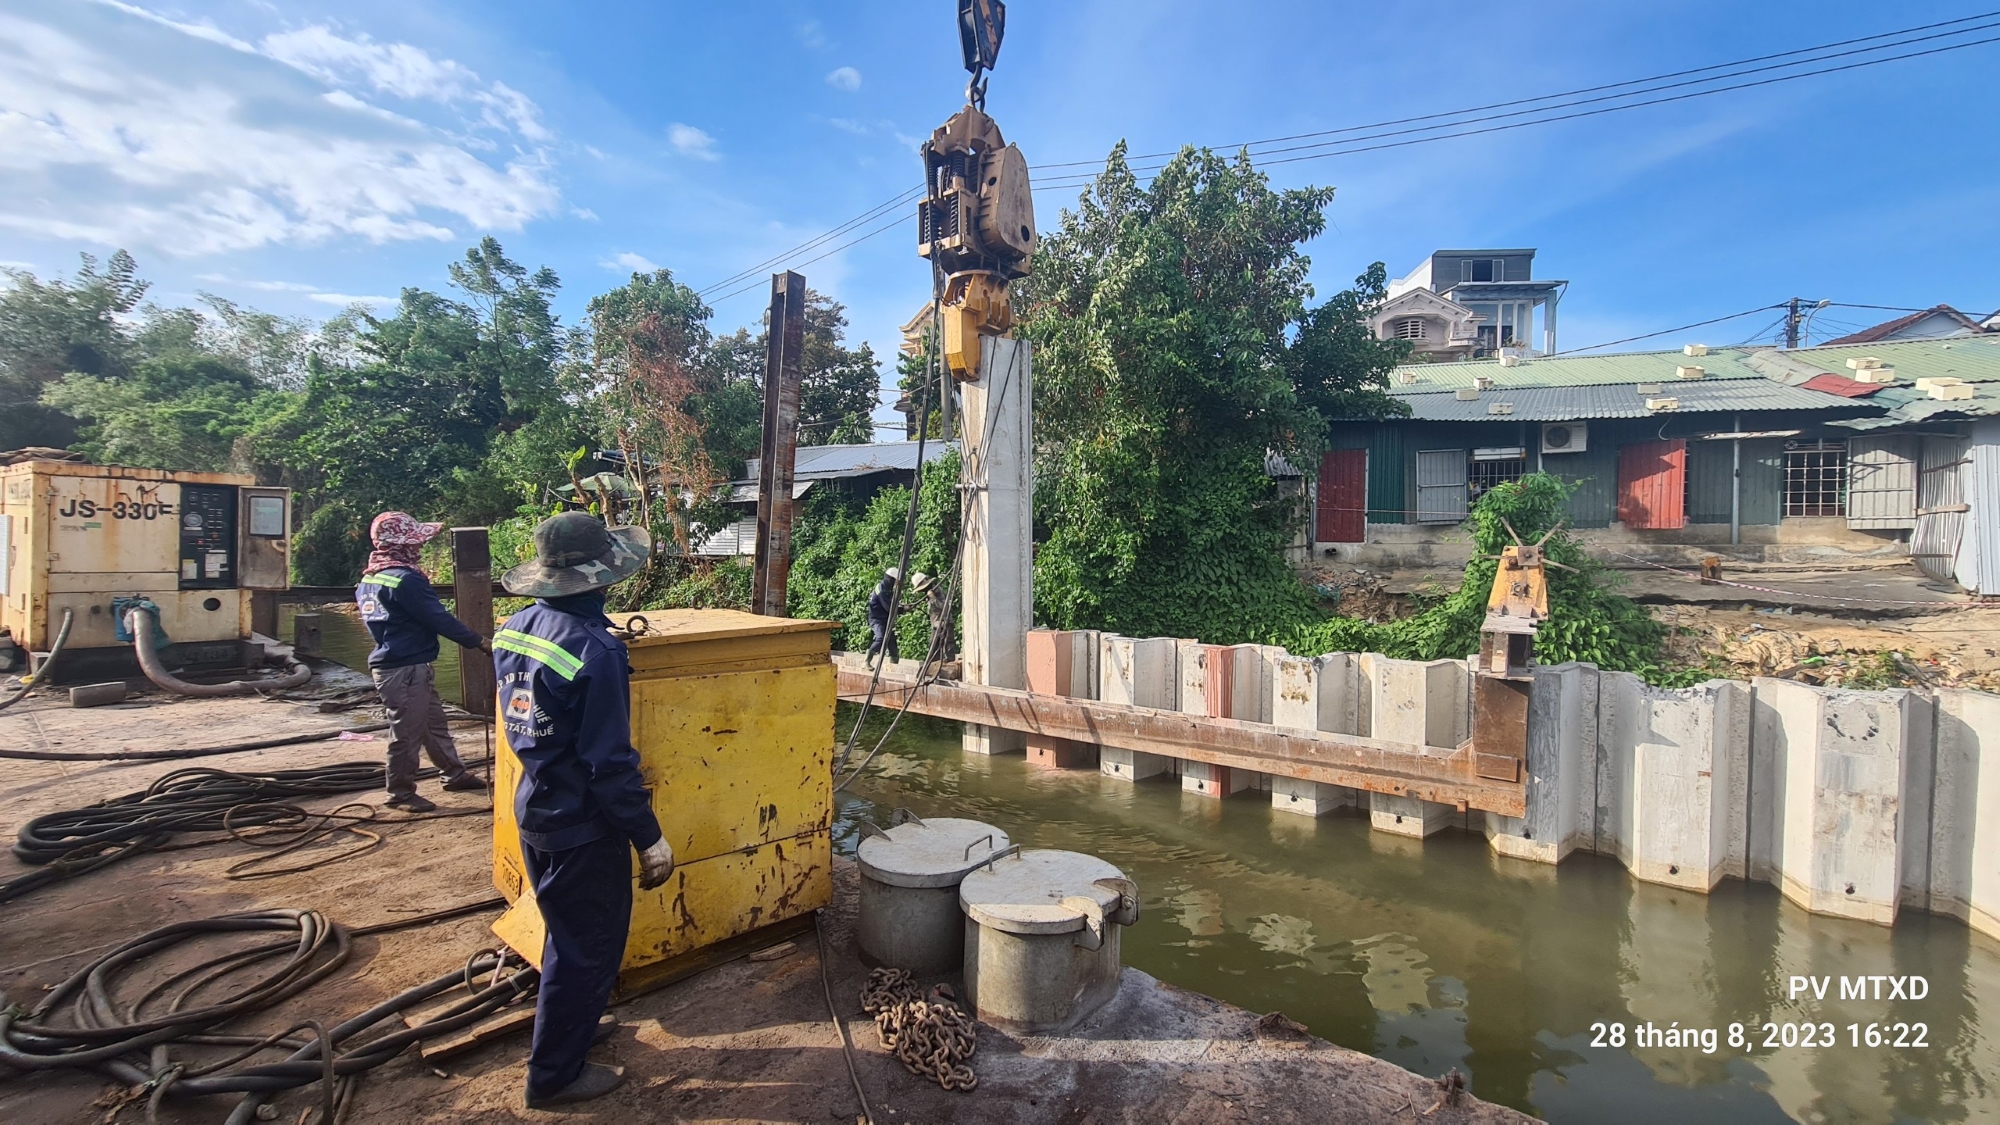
[1686,439,1734,524]
[1617,439,1687,529]
[1415,449,1468,524]
[1845,435,1917,529]
[1394,379,1871,422]
[1912,435,1969,586]
[1972,421,2000,595]
[1368,426,1405,524]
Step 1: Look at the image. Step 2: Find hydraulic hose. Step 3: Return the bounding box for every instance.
[127,606,311,697]
[0,606,74,713]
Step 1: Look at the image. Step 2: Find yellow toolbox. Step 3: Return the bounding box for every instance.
[491,608,836,993]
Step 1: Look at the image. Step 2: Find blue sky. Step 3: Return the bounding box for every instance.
[2,1,1996,432]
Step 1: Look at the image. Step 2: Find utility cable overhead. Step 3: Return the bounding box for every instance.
[696,14,2000,300]
[1549,305,1788,356]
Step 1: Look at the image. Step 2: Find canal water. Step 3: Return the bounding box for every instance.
[294,605,2000,1122]
[834,709,2000,1125]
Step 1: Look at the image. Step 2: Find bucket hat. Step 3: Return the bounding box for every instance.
[370,511,443,547]
[501,512,651,597]
[910,571,936,593]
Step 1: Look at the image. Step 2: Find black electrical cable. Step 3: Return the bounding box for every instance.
[1,758,488,905]
[0,908,536,1123]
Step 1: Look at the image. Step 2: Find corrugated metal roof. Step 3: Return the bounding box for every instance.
[1832,381,2000,430]
[1800,373,1884,398]
[745,440,957,481]
[1398,379,1868,422]
[1389,335,2000,392]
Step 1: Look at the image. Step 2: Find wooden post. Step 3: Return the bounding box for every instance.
[451,527,496,721]
[752,271,807,616]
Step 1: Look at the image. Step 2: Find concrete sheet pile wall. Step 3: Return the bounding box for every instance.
[1024,627,2000,935]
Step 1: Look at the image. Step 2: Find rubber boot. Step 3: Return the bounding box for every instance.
[526,1062,625,1108]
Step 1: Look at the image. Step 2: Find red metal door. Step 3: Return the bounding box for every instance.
[1617,439,1687,529]
[1317,449,1367,542]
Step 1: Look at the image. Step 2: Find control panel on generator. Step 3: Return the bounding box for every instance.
[178,484,239,590]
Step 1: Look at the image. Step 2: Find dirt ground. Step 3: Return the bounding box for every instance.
[0,686,1536,1125]
[1320,558,2000,692]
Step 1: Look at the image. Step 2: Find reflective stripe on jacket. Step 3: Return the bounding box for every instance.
[494,600,663,854]
[356,566,481,669]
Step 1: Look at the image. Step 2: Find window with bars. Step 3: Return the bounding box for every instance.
[1784,442,1848,517]
[1394,317,1427,340]
[1469,454,1528,498]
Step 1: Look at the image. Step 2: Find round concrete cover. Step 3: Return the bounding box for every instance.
[856,817,1011,888]
[958,849,1126,935]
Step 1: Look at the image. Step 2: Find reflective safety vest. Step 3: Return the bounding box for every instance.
[492,600,662,853]
[355,566,480,670]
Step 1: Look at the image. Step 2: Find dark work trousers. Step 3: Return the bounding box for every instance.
[867,619,899,663]
[371,663,472,799]
[522,834,632,1100]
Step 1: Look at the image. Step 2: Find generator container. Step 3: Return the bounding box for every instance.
[0,460,290,679]
[492,608,836,996]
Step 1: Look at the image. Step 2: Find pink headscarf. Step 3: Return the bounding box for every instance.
[365,511,443,576]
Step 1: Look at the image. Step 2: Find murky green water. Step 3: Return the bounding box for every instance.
[833,709,2000,1125]
[278,602,464,705]
[296,604,2000,1122]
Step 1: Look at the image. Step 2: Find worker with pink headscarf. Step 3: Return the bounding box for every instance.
[355,512,490,812]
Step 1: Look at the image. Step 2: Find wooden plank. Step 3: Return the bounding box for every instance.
[411,1005,537,1062]
[452,527,496,723]
[839,670,1525,816]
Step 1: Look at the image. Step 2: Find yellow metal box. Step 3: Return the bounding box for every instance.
[492,608,837,990]
[0,460,290,652]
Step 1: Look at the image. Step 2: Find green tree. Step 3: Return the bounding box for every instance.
[797,292,880,446]
[269,239,571,577]
[1024,143,1405,644]
[42,354,264,471]
[788,449,961,651]
[0,251,149,450]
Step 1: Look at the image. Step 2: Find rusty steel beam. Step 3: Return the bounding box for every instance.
[752,272,807,617]
[837,669,1525,816]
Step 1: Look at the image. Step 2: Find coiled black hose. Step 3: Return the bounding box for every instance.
[2,758,482,905]
[0,606,74,713]
[0,908,535,1123]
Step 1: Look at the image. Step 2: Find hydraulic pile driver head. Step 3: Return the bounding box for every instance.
[1468,520,1571,785]
[919,0,1035,382]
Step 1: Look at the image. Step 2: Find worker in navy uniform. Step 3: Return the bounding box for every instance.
[356,511,489,813]
[495,511,674,1108]
[865,566,902,666]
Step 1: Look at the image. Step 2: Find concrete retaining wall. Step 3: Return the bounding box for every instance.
[1015,628,2000,935]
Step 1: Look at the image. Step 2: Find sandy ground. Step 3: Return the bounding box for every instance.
[0,685,1537,1125]
[1327,559,2000,692]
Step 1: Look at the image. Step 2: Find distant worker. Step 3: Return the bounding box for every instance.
[494,512,675,1108]
[866,566,902,666]
[356,512,489,813]
[909,571,956,664]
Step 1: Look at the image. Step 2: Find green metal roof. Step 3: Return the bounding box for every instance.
[1389,335,2000,393]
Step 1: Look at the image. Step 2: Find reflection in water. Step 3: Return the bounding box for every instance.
[834,709,2000,1124]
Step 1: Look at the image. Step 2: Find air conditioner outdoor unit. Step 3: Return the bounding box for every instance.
[1541,422,1588,454]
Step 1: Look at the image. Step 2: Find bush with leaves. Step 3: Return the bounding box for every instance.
[1278,474,1698,685]
[1023,143,1406,645]
[787,449,961,652]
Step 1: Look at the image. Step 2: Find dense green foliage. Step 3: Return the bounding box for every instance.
[1023,144,1408,644]
[1280,474,1693,684]
[789,449,960,652]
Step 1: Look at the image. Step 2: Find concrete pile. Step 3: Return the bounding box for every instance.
[1016,629,2000,940]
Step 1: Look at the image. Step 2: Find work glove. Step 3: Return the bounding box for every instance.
[638,838,676,890]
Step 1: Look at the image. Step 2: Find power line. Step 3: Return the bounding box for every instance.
[1028,11,2000,170]
[696,15,2000,299]
[1550,305,1787,355]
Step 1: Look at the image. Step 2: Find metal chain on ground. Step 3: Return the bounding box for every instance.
[858,967,978,1092]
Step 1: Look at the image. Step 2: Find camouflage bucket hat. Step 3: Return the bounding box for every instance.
[501,512,651,598]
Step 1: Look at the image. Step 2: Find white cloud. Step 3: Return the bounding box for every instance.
[307,292,396,308]
[601,251,658,273]
[571,207,600,221]
[796,20,827,50]
[668,123,719,161]
[0,6,559,256]
[827,117,869,136]
[826,66,861,93]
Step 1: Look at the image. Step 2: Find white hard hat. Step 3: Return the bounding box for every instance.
[910,571,934,592]
[884,566,901,581]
